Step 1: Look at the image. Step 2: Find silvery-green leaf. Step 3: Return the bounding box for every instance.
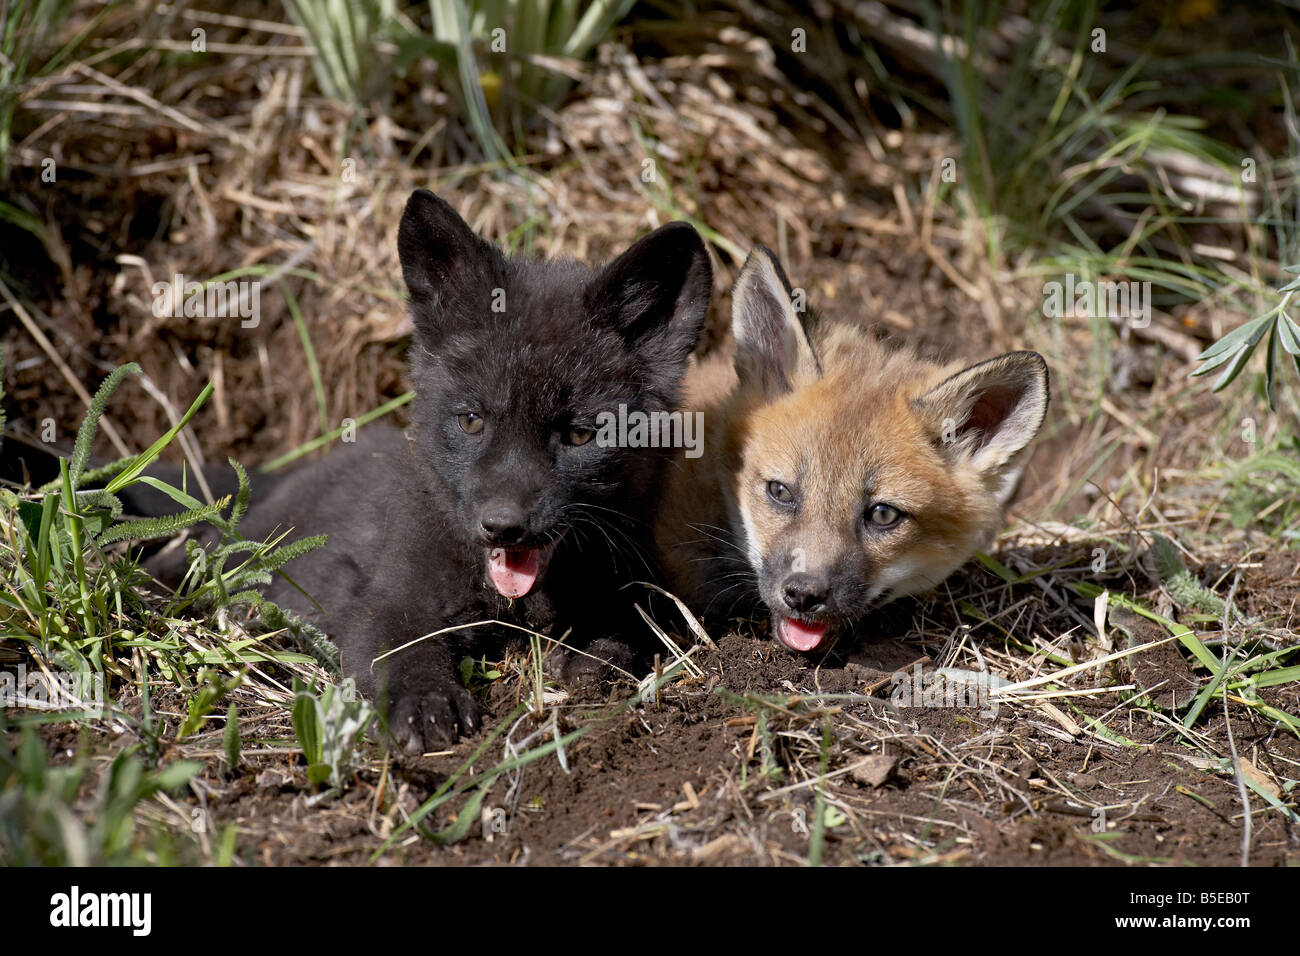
[1210,342,1256,392]
[1279,313,1300,355]
[1190,343,1246,377]
[1194,312,1272,363]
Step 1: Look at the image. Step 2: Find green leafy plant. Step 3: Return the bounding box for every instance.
[0,362,328,712]
[397,0,634,160]
[281,0,397,106]
[1073,582,1300,737]
[0,724,200,865]
[292,676,374,791]
[939,2,1257,317]
[165,481,327,615]
[284,0,633,162]
[1,362,211,682]
[1221,445,1300,537]
[223,702,241,773]
[176,669,243,740]
[460,654,502,691]
[433,1,633,110]
[1149,533,1238,622]
[1191,265,1300,408]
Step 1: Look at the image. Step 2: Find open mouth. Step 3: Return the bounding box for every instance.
[775,615,832,653]
[485,543,555,598]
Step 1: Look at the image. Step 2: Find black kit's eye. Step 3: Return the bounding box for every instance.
[767,480,795,505]
[565,426,596,446]
[458,413,485,435]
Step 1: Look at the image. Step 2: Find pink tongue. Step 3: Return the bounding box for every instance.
[487,547,541,598]
[777,616,829,652]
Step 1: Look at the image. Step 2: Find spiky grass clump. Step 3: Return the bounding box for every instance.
[0,361,336,863]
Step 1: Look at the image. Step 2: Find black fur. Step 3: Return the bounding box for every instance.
[138,190,711,752]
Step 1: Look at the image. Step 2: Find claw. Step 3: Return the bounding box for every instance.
[384,681,484,751]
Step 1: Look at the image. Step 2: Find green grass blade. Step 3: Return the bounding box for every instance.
[70,364,141,488]
[105,384,213,495]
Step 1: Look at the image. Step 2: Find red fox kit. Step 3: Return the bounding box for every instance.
[656,247,1049,653]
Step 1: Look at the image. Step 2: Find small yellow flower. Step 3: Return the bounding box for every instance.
[479,70,501,112]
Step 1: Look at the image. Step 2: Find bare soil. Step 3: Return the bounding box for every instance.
[18,550,1298,867]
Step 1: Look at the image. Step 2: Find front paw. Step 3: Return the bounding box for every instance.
[387,682,482,753]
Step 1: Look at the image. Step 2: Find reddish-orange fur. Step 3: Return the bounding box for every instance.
[655,249,1048,652]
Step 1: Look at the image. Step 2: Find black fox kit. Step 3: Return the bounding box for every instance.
[139,190,711,750]
[656,246,1048,654]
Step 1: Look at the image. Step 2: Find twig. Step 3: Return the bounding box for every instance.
[1222,680,1251,868]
